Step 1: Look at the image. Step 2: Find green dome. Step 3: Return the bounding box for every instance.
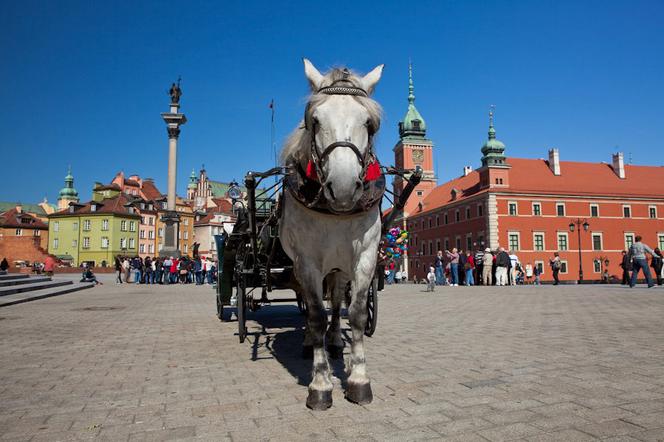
[187,169,198,190]
[399,62,427,138]
[58,167,79,199]
[480,109,507,167]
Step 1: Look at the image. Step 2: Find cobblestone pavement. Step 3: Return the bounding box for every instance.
[1,283,663,441]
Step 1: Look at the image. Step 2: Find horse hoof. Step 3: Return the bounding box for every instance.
[345,382,373,405]
[306,389,333,410]
[302,345,313,359]
[327,345,344,360]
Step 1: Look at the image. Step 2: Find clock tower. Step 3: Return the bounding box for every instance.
[393,62,437,217]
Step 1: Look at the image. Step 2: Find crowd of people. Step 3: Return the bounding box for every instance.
[113,255,217,285]
[409,234,663,288]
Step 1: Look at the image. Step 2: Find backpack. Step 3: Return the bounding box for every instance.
[552,259,561,270]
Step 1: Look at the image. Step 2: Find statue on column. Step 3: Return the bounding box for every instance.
[169,78,182,104]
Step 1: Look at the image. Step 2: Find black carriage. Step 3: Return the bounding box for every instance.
[215,165,422,343]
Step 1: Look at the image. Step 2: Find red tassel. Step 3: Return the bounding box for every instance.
[365,161,382,182]
[306,160,318,181]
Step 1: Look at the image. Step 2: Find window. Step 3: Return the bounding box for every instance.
[659,234,664,250]
[120,237,127,249]
[557,233,568,251]
[184,231,189,240]
[649,206,657,219]
[508,202,517,216]
[436,240,440,252]
[428,218,432,228]
[416,191,423,197]
[82,237,90,249]
[141,216,145,224]
[72,222,78,231]
[556,203,565,217]
[444,238,450,250]
[623,205,631,218]
[593,259,601,273]
[421,243,425,255]
[533,233,545,251]
[478,204,483,217]
[53,238,59,249]
[178,231,181,240]
[72,239,77,248]
[121,220,127,231]
[139,244,145,253]
[158,228,164,237]
[148,230,154,239]
[140,230,145,239]
[15,228,22,236]
[34,230,40,237]
[560,261,568,274]
[183,244,188,253]
[101,237,109,249]
[129,221,136,232]
[129,238,135,249]
[455,237,461,250]
[590,204,599,217]
[592,234,603,251]
[466,207,471,219]
[444,213,448,224]
[455,210,460,222]
[625,234,634,250]
[508,233,520,251]
[53,221,59,232]
[429,242,433,255]
[148,244,154,254]
[532,203,541,216]
[102,219,109,231]
[436,215,439,226]
[466,236,472,251]
[184,218,189,226]
[83,219,91,231]
[90,204,97,212]
[149,217,154,226]
[535,261,544,275]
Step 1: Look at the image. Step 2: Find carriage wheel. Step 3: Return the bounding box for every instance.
[364,277,378,337]
[237,277,247,343]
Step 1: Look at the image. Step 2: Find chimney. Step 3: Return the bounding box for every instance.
[612,152,625,179]
[548,148,561,176]
[15,203,22,213]
[463,165,473,176]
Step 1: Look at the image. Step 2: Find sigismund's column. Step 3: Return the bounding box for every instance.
[160,80,187,257]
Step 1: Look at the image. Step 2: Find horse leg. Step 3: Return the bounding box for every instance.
[345,276,373,405]
[325,275,345,360]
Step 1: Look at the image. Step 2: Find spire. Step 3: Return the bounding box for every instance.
[399,60,426,138]
[187,168,198,190]
[481,105,507,167]
[408,59,415,105]
[488,105,496,139]
[58,166,79,200]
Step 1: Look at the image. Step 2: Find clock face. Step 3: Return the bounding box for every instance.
[227,187,241,200]
[412,149,424,164]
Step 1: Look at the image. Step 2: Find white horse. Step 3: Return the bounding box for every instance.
[279,59,384,410]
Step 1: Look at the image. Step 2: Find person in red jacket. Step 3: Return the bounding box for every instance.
[170,257,179,284]
[464,250,475,285]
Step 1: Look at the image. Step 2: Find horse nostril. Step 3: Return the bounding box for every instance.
[325,182,336,200]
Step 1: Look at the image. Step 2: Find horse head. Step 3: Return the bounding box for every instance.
[302,59,383,213]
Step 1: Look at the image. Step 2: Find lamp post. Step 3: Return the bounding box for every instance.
[569,218,590,283]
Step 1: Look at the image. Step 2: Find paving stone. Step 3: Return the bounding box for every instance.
[576,419,647,439]
[477,422,545,441]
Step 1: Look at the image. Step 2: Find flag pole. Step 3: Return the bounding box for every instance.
[270,99,276,182]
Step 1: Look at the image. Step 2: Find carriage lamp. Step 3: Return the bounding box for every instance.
[569,218,590,283]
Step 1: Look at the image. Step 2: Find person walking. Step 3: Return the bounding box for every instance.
[122,257,130,283]
[170,257,179,284]
[445,248,460,286]
[144,257,153,285]
[114,255,123,284]
[458,250,466,286]
[495,248,510,286]
[619,250,632,285]
[44,255,56,277]
[474,248,484,285]
[434,251,444,286]
[464,251,475,286]
[0,257,9,272]
[426,266,436,292]
[650,248,663,286]
[387,259,396,285]
[549,252,562,285]
[508,251,520,286]
[629,236,655,288]
[194,258,203,285]
[525,263,533,284]
[482,248,493,286]
[533,264,541,285]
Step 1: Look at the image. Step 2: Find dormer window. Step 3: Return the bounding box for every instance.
[69,205,75,213]
[412,120,420,130]
[451,188,459,200]
[91,204,97,212]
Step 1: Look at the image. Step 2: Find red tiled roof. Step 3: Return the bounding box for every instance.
[0,208,48,229]
[210,198,233,214]
[49,194,140,218]
[414,158,664,216]
[141,181,163,200]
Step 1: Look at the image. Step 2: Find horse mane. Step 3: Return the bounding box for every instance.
[280,67,383,167]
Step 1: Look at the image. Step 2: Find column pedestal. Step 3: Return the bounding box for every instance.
[159,210,181,258]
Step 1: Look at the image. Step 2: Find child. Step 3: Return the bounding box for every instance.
[427,266,436,292]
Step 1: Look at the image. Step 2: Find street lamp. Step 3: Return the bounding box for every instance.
[569,218,590,283]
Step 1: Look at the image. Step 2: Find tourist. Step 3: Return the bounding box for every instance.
[482,248,493,286]
[122,257,131,283]
[525,263,533,284]
[194,258,203,285]
[495,247,510,286]
[170,257,178,284]
[208,261,217,284]
[44,255,56,277]
[1,257,9,272]
[132,256,142,284]
[426,266,436,292]
[474,248,484,285]
[549,252,561,285]
[629,235,655,288]
[508,251,520,286]
[114,255,123,284]
[387,259,396,284]
[650,248,663,286]
[434,251,444,285]
[81,267,102,285]
[445,248,460,286]
[533,264,541,285]
[150,257,157,284]
[619,250,632,285]
[464,250,475,286]
[144,257,153,284]
[458,250,466,285]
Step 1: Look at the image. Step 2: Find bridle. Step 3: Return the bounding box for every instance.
[303,70,381,184]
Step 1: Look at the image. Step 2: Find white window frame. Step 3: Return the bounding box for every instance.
[148,230,154,239]
[508,201,518,216]
[120,237,127,249]
[102,219,109,231]
[455,210,460,223]
[477,203,483,217]
[15,228,22,236]
[148,244,154,254]
[507,231,520,251]
[465,206,471,220]
[139,244,145,254]
[557,232,569,251]
[53,221,59,232]
[556,203,565,217]
[53,238,59,249]
[560,260,568,274]
[101,237,109,249]
[129,221,136,232]
[658,234,664,251]
[534,260,545,275]
[121,220,127,231]
[82,237,90,249]
[624,233,635,250]
[533,232,545,251]
[83,219,91,231]
[129,238,135,249]
[140,230,145,239]
[591,233,603,251]
[623,205,631,218]
[593,259,601,273]
[532,202,542,216]
[72,239,77,248]
[590,203,599,218]
[649,205,657,219]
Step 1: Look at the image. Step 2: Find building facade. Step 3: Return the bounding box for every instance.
[406,114,664,282]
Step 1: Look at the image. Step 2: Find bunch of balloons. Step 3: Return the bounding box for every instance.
[384,227,409,259]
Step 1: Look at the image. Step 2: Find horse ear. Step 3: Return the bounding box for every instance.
[362,64,384,94]
[303,58,324,91]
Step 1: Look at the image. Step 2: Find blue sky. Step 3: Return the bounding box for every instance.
[2,0,663,205]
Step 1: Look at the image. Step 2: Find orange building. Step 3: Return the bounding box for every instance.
[405,113,664,283]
